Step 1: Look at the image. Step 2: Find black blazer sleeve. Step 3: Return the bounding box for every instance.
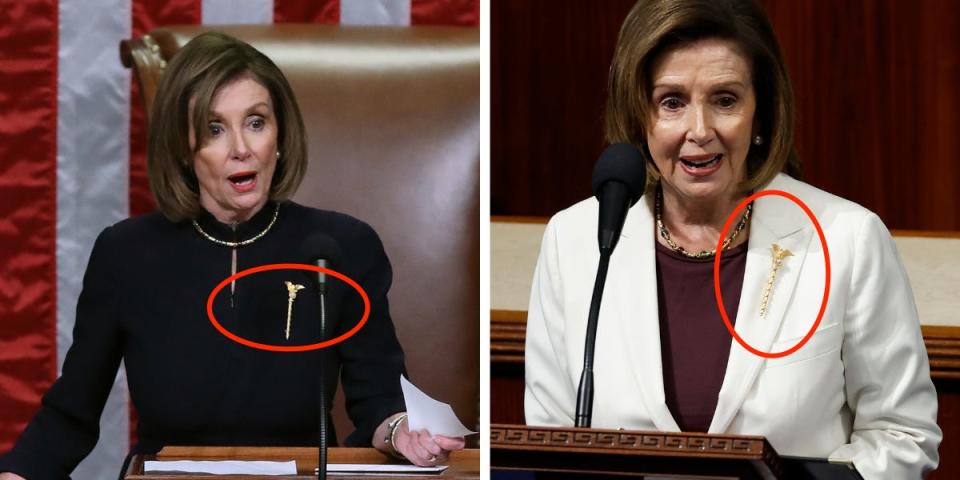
[0,226,125,479]
[334,219,407,446]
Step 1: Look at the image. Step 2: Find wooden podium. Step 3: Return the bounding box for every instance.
[123,446,479,479]
[492,424,859,479]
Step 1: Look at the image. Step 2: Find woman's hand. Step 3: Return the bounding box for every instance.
[374,412,466,466]
[393,421,465,466]
[0,472,26,480]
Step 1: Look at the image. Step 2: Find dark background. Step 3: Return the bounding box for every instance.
[491,0,960,231]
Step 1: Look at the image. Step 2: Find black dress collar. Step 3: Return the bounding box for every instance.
[193,201,280,245]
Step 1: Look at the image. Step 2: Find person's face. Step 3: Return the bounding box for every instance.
[646,38,756,202]
[190,75,278,223]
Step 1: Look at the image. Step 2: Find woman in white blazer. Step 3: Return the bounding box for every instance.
[523,1,942,478]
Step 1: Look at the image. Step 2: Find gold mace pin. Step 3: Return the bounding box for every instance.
[760,244,793,317]
[284,281,306,340]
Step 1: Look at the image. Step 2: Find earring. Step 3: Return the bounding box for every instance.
[752,135,763,146]
[276,151,281,159]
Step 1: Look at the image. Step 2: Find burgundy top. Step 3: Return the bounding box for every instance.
[655,240,748,432]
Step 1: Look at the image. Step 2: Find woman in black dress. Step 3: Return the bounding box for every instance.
[0,32,464,480]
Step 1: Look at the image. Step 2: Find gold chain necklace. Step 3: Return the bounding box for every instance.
[655,187,752,259]
[192,203,280,248]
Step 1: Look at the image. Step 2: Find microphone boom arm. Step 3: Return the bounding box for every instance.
[575,250,611,428]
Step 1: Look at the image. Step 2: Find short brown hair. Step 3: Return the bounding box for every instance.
[148,31,307,222]
[605,0,801,193]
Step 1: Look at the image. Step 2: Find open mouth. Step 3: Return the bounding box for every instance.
[680,154,722,170]
[228,171,257,186]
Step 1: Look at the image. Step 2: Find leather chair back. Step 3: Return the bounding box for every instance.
[121,25,479,443]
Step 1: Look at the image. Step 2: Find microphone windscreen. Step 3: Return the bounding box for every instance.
[591,143,646,205]
[297,233,342,264]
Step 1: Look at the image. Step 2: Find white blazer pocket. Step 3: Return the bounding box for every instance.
[765,322,842,369]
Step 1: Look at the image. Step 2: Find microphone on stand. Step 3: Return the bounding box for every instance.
[575,143,646,428]
[298,234,342,479]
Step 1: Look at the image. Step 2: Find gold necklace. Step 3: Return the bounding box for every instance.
[192,203,280,247]
[655,187,751,259]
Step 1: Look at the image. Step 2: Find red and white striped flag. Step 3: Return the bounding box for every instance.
[0,1,477,478]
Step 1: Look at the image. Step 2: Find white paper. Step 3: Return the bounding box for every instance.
[145,460,297,475]
[317,464,448,474]
[400,376,476,437]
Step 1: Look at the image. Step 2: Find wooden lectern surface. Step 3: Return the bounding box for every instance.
[125,447,479,480]
[492,424,782,479]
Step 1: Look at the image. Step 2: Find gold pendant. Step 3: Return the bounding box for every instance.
[284,281,306,339]
[759,244,793,317]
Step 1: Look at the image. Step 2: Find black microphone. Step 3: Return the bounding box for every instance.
[299,234,341,295]
[297,233,342,480]
[576,143,646,428]
[590,142,646,253]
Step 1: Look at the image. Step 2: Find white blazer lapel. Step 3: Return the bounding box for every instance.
[609,194,681,431]
[710,184,813,433]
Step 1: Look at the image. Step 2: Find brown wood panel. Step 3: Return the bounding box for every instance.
[760,0,960,232]
[494,215,960,238]
[490,215,549,224]
[933,378,960,480]
[491,0,636,216]
[926,326,960,380]
[491,367,525,425]
[891,230,960,239]
[492,309,960,377]
[492,0,960,231]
